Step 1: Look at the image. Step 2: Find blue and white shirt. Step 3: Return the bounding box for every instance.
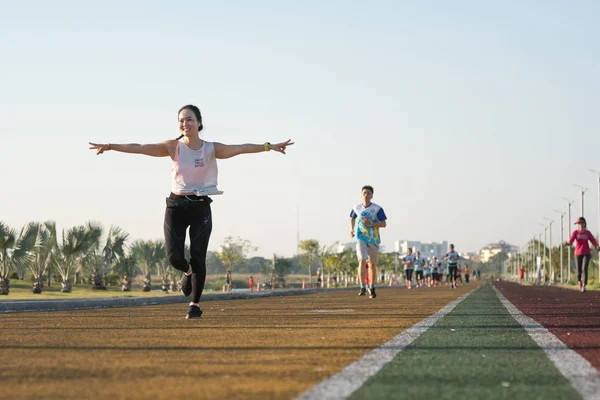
[414,258,424,271]
[402,253,416,270]
[446,251,460,267]
[350,203,387,245]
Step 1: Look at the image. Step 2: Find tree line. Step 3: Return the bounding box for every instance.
[1,219,414,295]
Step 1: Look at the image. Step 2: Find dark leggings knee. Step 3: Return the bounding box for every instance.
[169,254,188,273]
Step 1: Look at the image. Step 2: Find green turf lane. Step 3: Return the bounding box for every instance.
[350,282,580,400]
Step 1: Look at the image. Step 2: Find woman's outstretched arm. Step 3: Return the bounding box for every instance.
[89,141,174,157]
[214,139,294,159]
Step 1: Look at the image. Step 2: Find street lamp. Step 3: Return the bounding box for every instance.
[554,210,566,284]
[540,222,548,283]
[590,169,600,285]
[573,184,588,217]
[562,197,574,283]
[544,218,554,284]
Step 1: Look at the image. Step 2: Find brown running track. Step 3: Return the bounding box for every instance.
[494,281,600,370]
[0,284,477,400]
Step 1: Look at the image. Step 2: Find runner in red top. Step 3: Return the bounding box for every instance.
[566,217,599,293]
[519,266,525,284]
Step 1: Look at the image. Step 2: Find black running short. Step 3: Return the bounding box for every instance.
[448,266,458,279]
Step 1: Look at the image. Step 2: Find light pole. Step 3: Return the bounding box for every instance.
[540,223,548,283]
[537,231,542,285]
[544,218,554,284]
[562,197,574,283]
[590,169,600,283]
[554,210,565,284]
[531,236,536,282]
[573,184,588,217]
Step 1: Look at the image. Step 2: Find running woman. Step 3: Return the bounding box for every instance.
[465,265,471,284]
[431,257,440,287]
[350,185,387,299]
[423,259,432,287]
[414,251,425,287]
[89,104,293,318]
[402,248,416,289]
[444,244,460,289]
[566,217,599,293]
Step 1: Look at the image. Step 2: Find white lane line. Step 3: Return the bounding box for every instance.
[296,288,477,400]
[493,285,600,400]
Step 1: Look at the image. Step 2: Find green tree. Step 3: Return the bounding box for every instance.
[217,236,256,282]
[28,221,57,294]
[0,222,39,295]
[53,223,102,293]
[272,254,292,288]
[152,240,171,292]
[84,225,129,290]
[130,240,162,291]
[113,254,138,291]
[298,239,320,283]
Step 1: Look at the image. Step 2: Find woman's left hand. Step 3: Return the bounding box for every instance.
[270,139,294,154]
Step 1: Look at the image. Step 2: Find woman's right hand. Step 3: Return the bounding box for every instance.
[89,142,111,155]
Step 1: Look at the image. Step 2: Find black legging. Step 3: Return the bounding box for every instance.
[405,269,413,282]
[576,254,591,285]
[164,193,212,304]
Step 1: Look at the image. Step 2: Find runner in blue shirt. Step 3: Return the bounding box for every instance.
[350,185,387,299]
[423,259,432,287]
[444,244,461,289]
[402,248,416,290]
[414,251,425,288]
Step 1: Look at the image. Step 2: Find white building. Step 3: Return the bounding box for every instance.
[478,241,519,263]
[337,242,355,253]
[394,240,449,258]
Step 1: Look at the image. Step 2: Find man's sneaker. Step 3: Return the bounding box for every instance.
[181,272,192,297]
[358,287,367,296]
[185,305,202,319]
[369,287,377,299]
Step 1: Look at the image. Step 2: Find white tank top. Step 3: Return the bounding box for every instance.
[171,141,220,195]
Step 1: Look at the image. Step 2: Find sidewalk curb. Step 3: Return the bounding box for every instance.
[0,286,362,313]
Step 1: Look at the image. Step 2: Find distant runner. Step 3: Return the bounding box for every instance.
[402,248,416,290]
[566,217,599,293]
[414,251,425,288]
[350,185,387,299]
[444,244,460,289]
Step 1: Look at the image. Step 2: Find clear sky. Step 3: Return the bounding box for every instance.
[1,1,599,258]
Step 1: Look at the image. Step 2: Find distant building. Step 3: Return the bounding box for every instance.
[394,240,449,259]
[478,241,519,263]
[459,252,478,261]
[337,242,355,253]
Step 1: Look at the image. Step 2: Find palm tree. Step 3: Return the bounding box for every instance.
[130,240,159,292]
[27,221,57,294]
[152,240,171,292]
[75,221,103,284]
[0,222,40,295]
[85,225,129,290]
[53,223,102,293]
[0,222,17,295]
[113,254,138,292]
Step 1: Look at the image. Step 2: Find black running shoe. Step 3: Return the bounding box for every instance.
[358,287,367,296]
[369,287,377,299]
[181,273,192,297]
[185,305,202,319]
